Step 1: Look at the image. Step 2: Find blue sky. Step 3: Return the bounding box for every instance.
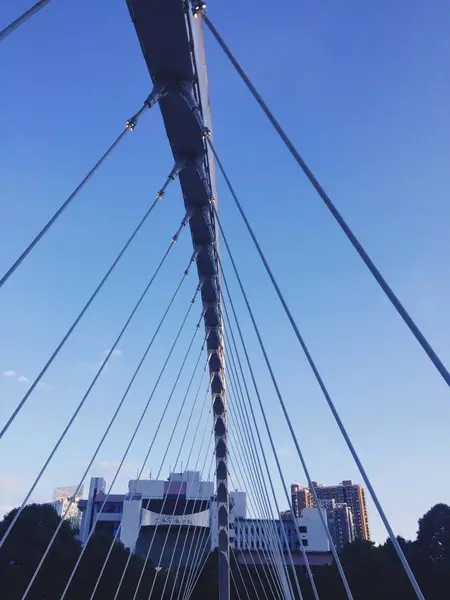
[1,0,450,547]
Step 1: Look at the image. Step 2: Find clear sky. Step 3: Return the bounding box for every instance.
[1,0,450,547]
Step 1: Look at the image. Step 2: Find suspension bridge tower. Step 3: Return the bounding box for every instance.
[125,0,230,597]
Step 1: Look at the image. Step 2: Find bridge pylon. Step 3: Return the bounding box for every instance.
[126,0,230,597]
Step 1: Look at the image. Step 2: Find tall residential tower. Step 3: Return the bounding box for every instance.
[291,480,370,549]
[312,480,370,541]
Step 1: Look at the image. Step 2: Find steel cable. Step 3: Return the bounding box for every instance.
[86,312,206,600]
[0,220,185,551]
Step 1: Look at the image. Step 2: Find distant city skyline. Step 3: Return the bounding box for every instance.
[291,479,370,549]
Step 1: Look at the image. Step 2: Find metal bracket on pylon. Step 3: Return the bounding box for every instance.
[157,158,186,200]
[180,81,211,138]
[190,1,206,18]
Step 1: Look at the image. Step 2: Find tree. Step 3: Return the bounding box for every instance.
[417,503,450,566]
[0,504,171,599]
[2,502,450,599]
[0,503,81,599]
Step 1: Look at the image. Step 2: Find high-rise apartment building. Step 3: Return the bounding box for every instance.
[291,483,314,516]
[312,480,370,541]
[320,499,355,549]
[291,480,370,545]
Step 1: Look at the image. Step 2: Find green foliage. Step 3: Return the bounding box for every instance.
[417,503,450,566]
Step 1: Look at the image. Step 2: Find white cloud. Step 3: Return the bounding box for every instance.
[1,370,17,378]
[103,348,123,358]
[1,371,38,387]
[89,348,123,373]
[1,370,54,390]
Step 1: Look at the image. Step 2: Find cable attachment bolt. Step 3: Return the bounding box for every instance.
[172,210,192,243]
[184,250,199,276]
[192,283,203,305]
[181,208,194,227]
[157,158,186,200]
[145,81,168,109]
[195,159,214,204]
[171,225,183,244]
[180,81,211,138]
[126,117,138,131]
[191,1,206,18]
[126,82,168,131]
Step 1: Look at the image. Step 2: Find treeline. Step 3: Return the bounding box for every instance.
[0,504,173,599]
[309,502,450,600]
[208,503,450,600]
[0,503,449,599]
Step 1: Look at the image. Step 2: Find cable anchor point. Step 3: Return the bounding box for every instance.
[191,1,206,18]
[184,250,199,276]
[126,117,137,131]
[126,82,168,131]
[145,81,168,109]
[180,81,211,138]
[172,210,192,243]
[195,159,214,204]
[192,283,203,305]
[156,158,186,200]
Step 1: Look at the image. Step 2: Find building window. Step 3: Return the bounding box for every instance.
[303,539,308,547]
[101,503,122,514]
[299,526,307,533]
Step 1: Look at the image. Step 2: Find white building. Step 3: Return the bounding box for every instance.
[121,470,215,559]
[78,472,331,569]
[233,508,332,568]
